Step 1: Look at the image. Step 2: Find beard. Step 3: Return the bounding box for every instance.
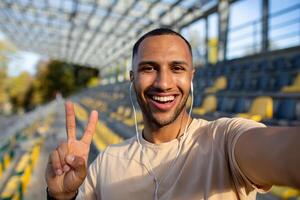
[135,88,189,127]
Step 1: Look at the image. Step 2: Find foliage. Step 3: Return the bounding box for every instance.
[1,57,99,114]
[0,40,17,114]
[8,72,32,113]
[25,60,99,111]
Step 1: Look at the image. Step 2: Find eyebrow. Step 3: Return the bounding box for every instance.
[138,61,159,67]
[138,60,189,67]
[171,61,189,66]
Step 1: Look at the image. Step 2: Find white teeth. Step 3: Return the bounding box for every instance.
[152,96,175,102]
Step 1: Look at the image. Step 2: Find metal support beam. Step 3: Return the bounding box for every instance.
[204,16,209,65]
[262,0,269,52]
[217,0,229,61]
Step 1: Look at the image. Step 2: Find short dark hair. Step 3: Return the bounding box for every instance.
[132,28,192,63]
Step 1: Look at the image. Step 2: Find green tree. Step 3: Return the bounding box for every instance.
[8,72,32,113]
[0,40,16,114]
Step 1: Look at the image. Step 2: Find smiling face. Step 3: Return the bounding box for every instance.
[131,35,194,127]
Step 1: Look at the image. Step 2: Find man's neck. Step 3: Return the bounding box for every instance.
[143,112,191,144]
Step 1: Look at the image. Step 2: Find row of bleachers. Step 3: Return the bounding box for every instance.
[192,94,300,126]
[195,69,300,93]
[198,53,300,78]
[0,115,54,199]
[74,103,124,151]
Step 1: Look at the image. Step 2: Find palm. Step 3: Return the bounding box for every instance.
[46,101,98,196]
[68,139,90,163]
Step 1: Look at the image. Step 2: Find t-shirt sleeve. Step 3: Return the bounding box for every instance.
[224,117,269,194]
[76,153,102,200]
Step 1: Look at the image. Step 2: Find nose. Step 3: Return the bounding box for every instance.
[153,69,174,91]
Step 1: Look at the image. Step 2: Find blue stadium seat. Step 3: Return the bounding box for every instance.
[223,65,233,75]
[291,54,300,69]
[272,72,293,91]
[219,97,235,113]
[193,94,203,107]
[257,73,271,91]
[272,57,289,70]
[296,101,300,120]
[233,98,249,113]
[242,75,258,91]
[256,59,271,71]
[274,99,296,120]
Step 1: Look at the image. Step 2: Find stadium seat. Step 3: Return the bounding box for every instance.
[227,74,242,91]
[220,97,236,113]
[93,122,123,151]
[237,96,273,122]
[257,73,271,91]
[296,101,300,120]
[272,57,289,70]
[274,99,296,120]
[15,153,32,194]
[1,176,21,200]
[110,106,132,121]
[204,76,227,93]
[291,54,300,69]
[242,74,257,91]
[271,72,292,91]
[233,98,250,113]
[192,95,217,115]
[271,186,300,200]
[256,60,271,71]
[193,94,203,107]
[281,73,300,93]
[123,110,143,127]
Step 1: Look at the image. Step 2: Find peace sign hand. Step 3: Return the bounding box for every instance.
[46,101,98,199]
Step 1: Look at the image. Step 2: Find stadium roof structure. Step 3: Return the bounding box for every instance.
[0,0,217,71]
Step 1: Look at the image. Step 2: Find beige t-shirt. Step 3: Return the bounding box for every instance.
[77,117,267,200]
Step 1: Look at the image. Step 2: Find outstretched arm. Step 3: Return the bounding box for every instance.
[235,127,300,189]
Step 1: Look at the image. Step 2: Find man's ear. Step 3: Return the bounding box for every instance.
[191,67,195,80]
[129,70,134,82]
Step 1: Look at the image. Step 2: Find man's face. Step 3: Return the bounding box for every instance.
[131,35,194,127]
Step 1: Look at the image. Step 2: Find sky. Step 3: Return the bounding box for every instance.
[1,0,299,76]
[0,31,41,77]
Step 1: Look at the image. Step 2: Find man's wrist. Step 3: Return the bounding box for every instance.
[47,187,78,200]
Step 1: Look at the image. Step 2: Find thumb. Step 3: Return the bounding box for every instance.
[66,154,87,180]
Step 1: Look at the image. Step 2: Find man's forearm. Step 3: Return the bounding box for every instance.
[235,127,300,188]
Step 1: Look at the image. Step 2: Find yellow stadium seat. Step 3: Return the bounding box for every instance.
[0,162,3,178]
[282,73,300,93]
[31,144,41,167]
[110,106,125,120]
[237,96,273,122]
[93,122,123,151]
[74,103,88,121]
[123,111,143,127]
[192,95,217,115]
[271,185,300,199]
[1,176,21,200]
[3,152,11,170]
[118,107,132,122]
[205,76,227,93]
[15,153,32,194]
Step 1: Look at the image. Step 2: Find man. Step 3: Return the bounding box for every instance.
[46,28,300,200]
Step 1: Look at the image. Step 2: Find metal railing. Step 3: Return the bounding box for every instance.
[227,3,300,59]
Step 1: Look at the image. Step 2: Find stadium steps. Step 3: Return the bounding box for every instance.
[0,114,54,200]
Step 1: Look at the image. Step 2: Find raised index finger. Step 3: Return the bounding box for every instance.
[81,110,98,145]
[65,101,76,140]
